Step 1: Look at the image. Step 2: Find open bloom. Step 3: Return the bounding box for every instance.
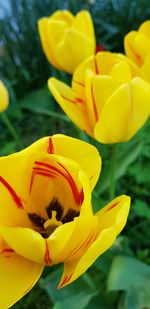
[48,52,150,144]
[38,10,96,74]
[0,134,130,308]
[124,20,150,67]
[0,80,9,113]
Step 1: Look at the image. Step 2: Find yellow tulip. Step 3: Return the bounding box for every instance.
[0,134,130,308]
[124,20,150,68]
[48,51,150,144]
[38,10,96,74]
[0,80,9,113]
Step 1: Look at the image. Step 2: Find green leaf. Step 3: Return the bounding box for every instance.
[19,86,69,122]
[53,290,97,309]
[97,140,142,194]
[107,255,150,292]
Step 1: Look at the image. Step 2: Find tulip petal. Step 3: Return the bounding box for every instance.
[56,28,95,74]
[92,75,119,115]
[50,10,74,24]
[10,134,101,191]
[48,78,92,135]
[47,215,98,264]
[139,20,150,38]
[140,53,150,83]
[0,250,43,308]
[124,31,143,66]
[72,10,95,43]
[49,134,101,190]
[58,225,116,288]
[95,195,130,234]
[94,77,150,143]
[0,80,9,113]
[38,18,61,68]
[58,195,130,288]
[0,227,46,264]
[110,61,132,84]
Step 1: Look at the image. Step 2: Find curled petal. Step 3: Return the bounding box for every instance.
[48,78,92,135]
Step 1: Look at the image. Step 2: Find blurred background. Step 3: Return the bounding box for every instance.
[0,0,150,308]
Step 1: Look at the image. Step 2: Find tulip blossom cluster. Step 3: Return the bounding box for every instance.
[49,51,150,143]
[0,135,130,308]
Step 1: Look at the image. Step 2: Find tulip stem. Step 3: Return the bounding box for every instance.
[0,113,23,150]
[109,144,117,200]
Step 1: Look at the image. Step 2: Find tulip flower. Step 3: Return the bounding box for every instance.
[0,80,9,113]
[124,20,150,68]
[48,51,150,144]
[38,10,96,74]
[0,134,130,308]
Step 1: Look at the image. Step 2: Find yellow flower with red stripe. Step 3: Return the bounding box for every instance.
[0,80,9,113]
[0,134,130,308]
[124,20,150,67]
[38,10,96,74]
[48,51,150,143]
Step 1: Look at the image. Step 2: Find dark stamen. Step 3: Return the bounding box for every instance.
[62,209,80,224]
[28,213,45,228]
[46,198,63,221]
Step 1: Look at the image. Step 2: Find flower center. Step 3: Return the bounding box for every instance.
[28,197,79,238]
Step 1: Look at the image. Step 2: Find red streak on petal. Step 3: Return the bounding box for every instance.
[30,168,56,193]
[58,274,72,288]
[94,57,99,74]
[58,162,84,206]
[68,228,96,259]
[73,80,85,88]
[48,137,54,154]
[91,84,98,122]
[0,176,24,209]
[35,161,84,206]
[76,97,85,104]
[105,200,120,212]
[44,240,51,265]
[0,248,14,254]
[61,95,76,104]
[128,42,142,63]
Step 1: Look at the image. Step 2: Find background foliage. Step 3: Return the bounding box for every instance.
[0,0,150,308]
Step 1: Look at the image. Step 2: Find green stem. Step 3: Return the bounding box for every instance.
[0,113,23,150]
[109,144,117,200]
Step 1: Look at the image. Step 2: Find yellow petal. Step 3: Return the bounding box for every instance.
[56,28,95,74]
[58,225,116,288]
[125,77,150,139]
[139,20,150,38]
[0,155,31,226]
[94,77,150,143]
[140,53,150,83]
[38,18,60,68]
[50,10,74,24]
[72,10,95,43]
[134,33,150,63]
[47,215,98,264]
[48,77,92,135]
[49,134,101,190]
[110,61,132,84]
[124,31,143,66]
[72,56,95,103]
[0,80,9,113]
[58,194,130,288]
[0,251,43,308]
[96,195,130,234]
[45,19,68,70]
[0,226,46,264]
[92,74,119,115]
